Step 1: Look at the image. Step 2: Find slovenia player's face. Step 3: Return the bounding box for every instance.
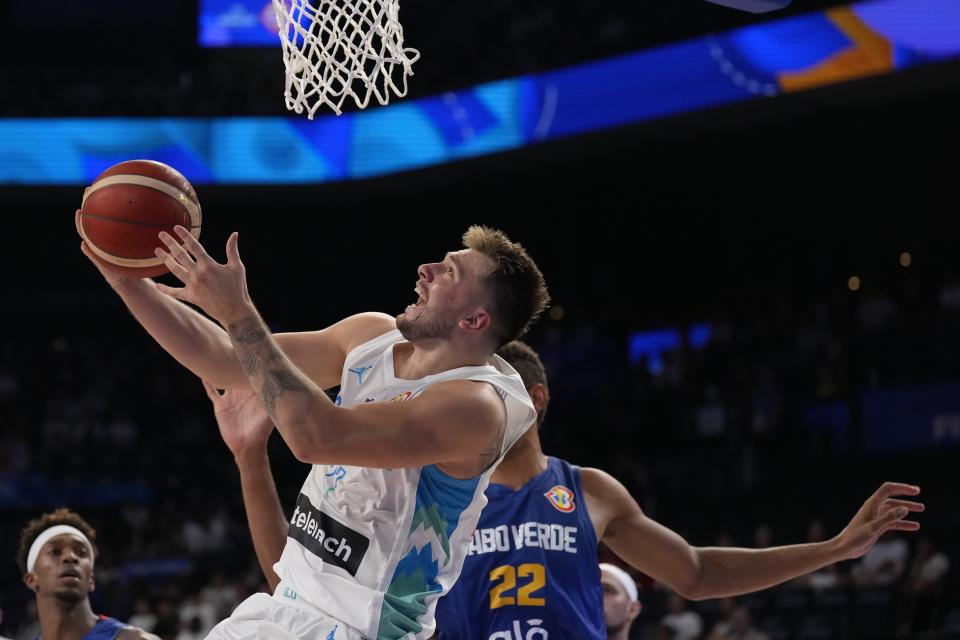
[397,249,494,342]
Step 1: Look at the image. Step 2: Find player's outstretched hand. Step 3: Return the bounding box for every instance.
[202,380,274,457]
[834,482,923,561]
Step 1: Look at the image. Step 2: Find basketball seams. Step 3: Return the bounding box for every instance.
[79,212,201,230]
[82,174,202,229]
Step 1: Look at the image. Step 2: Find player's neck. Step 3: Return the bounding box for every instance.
[491,426,548,490]
[609,629,631,640]
[37,596,98,640]
[394,340,489,380]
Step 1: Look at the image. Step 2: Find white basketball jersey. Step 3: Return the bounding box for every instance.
[273,329,536,639]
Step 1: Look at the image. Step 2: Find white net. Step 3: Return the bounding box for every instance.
[272,0,420,118]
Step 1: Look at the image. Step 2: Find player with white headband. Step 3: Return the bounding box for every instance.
[599,564,641,640]
[17,509,159,640]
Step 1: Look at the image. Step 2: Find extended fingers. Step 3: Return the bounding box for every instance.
[873,482,921,502]
[878,499,925,516]
[173,225,216,265]
[888,520,922,532]
[155,248,192,283]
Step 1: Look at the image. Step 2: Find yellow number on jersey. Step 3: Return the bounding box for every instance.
[489,563,546,609]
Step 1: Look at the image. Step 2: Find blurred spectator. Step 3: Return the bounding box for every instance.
[897,535,951,632]
[852,534,910,588]
[788,520,839,591]
[704,597,737,639]
[151,599,180,639]
[655,623,678,640]
[173,615,206,640]
[127,598,158,634]
[707,603,769,640]
[201,573,240,619]
[661,593,703,640]
[177,593,217,638]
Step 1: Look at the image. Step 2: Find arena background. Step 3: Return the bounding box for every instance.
[1,0,958,638]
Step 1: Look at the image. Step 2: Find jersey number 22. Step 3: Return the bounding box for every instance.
[489,563,546,609]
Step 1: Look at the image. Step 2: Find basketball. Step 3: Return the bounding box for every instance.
[77,159,202,278]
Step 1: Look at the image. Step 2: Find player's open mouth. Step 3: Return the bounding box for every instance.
[413,284,428,307]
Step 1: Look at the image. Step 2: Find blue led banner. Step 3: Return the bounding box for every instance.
[2,0,958,185]
[861,382,960,454]
[200,0,279,46]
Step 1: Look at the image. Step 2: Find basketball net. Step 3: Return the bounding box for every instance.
[273,0,420,118]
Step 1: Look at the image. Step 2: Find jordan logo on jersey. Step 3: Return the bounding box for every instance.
[544,486,575,513]
[348,365,373,384]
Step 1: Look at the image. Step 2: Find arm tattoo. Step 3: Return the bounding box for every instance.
[479,422,506,471]
[227,315,312,418]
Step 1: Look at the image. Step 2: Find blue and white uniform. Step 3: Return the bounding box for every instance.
[208,329,536,640]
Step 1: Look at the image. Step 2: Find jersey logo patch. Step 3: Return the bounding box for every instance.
[288,493,370,576]
[544,485,576,513]
[388,391,414,402]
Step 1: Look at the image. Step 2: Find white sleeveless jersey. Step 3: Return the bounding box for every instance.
[273,329,536,639]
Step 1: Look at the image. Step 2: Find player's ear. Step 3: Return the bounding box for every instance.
[459,309,491,333]
[527,383,548,414]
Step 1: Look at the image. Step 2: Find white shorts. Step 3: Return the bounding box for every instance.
[205,591,365,640]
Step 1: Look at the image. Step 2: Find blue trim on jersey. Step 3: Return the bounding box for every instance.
[377,464,481,638]
[88,616,126,640]
[435,457,605,639]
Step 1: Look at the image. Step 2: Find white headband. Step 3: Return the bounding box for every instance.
[600,563,638,602]
[26,525,93,573]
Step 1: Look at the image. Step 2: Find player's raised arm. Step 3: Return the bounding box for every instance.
[586,470,924,600]
[80,214,392,389]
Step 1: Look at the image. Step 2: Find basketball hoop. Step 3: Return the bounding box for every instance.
[272,0,420,118]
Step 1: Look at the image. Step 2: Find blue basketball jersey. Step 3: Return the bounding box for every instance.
[84,617,126,640]
[39,616,127,640]
[435,457,605,639]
